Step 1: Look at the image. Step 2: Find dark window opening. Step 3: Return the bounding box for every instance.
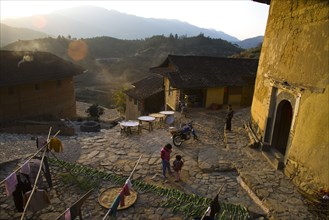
[35,84,40,90]
[8,87,15,95]
[56,80,62,88]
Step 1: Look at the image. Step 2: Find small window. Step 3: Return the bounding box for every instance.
[56,80,62,88]
[138,101,141,111]
[134,99,137,105]
[129,97,132,102]
[35,84,40,90]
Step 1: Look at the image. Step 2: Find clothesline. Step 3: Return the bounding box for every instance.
[55,189,94,220]
[20,147,47,220]
[102,154,143,220]
[0,129,60,186]
[200,183,226,220]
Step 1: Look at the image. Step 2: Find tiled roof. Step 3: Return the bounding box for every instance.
[124,74,163,100]
[0,50,86,87]
[150,55,259,89]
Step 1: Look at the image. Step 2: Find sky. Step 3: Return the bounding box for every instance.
[0,0,270,40]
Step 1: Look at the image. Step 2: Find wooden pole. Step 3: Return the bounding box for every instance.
[102,155,143,220]
[20,148,47,220]
[200,183,226,220]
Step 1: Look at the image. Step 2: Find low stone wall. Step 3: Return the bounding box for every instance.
[0,123,75,136]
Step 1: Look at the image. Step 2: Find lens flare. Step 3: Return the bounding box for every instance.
[32,15,47,29]
[67,40,88,61]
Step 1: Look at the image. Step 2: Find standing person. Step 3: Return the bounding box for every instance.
[160,143,173,178]
[225,105,234,131]
[173,155,184,182]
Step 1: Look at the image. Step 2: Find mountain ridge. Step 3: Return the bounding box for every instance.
[2,6,241,42]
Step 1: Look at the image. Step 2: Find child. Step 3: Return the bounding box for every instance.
[160,144,173,178]
[173,155,184,182]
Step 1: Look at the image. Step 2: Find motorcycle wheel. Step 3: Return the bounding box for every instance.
[173,134,184,147]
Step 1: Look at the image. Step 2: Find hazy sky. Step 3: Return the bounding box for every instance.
[0,0,270,40]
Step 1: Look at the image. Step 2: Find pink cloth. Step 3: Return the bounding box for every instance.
[20,161,30,175]
[160,147,171,161]
[120,182,131,207]
[37,137,47,149]
[5,173,18,196]
[64,208,71,220]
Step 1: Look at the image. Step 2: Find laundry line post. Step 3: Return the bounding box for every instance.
[200,183,226,220]
[0,128,60,186]
[20,147,48,220]
[102,155,143,220]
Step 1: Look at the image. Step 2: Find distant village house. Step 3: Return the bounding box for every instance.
[124,74,164,119]
[0,50,85,123]
[150,55,259,111]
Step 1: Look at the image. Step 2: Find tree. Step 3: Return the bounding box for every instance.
[113,89,126,114]
[86,104,104,121]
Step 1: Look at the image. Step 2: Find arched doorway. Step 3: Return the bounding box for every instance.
[272,100,293,156]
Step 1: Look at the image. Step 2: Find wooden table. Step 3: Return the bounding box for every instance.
[159,111,175,125]
[119,120,140,135]
[149,113,165,128]
[159,111,175,115]
[138,116,155,131]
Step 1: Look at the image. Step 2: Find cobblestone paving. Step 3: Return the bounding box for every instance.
[0,107,315,219]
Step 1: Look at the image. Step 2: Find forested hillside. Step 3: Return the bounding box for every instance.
[2,34,244,107]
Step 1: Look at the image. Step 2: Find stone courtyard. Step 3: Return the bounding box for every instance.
[0,105,317,219]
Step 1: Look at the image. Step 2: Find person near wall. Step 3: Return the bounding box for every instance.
[225,105,234,132]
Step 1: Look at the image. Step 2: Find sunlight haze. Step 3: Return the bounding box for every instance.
[0,0,269,40]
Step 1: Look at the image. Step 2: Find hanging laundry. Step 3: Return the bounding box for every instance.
[24,189,51,212]
[34,156,52,188]
[29,159,43,188]
[49,137,63,153]
[12,173,32,212]
[36,137,47,149]
[125,178,132,190]
[68,189,93,220]
[64,208,71,220]
[109,193,121,217]
[4,172,18,196]
[120,181,131,207]
[20,161,30,175]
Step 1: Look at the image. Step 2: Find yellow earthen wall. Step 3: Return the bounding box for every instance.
[0,78,77,121]
[125,97,140,120]
[164,77,178,110]
[205,87,224,108]
[252,0,329,189]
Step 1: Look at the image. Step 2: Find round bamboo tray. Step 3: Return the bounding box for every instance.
[98,186,138,210]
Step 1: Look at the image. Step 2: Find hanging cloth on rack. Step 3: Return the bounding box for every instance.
[4,172,18,196]
[24,189,51,212]
[56,189,93,220]
[12,173,32,212]
[20,161,30,175]
[49,137,63,153]
[36,137,53,187]
[36,137,47,149]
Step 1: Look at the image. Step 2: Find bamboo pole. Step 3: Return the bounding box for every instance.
[102,155,143,220]
[20,147,47,220]
[200,183,226,220]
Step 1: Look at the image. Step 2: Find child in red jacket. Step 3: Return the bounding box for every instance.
[160,144,173,178]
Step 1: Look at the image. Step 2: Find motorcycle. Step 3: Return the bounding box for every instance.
[170,121,198,147]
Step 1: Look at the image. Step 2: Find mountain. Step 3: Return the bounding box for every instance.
[234,36,263,49]
[0,23,50,47]
[2,34,243,85]
[1,6,240,42]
